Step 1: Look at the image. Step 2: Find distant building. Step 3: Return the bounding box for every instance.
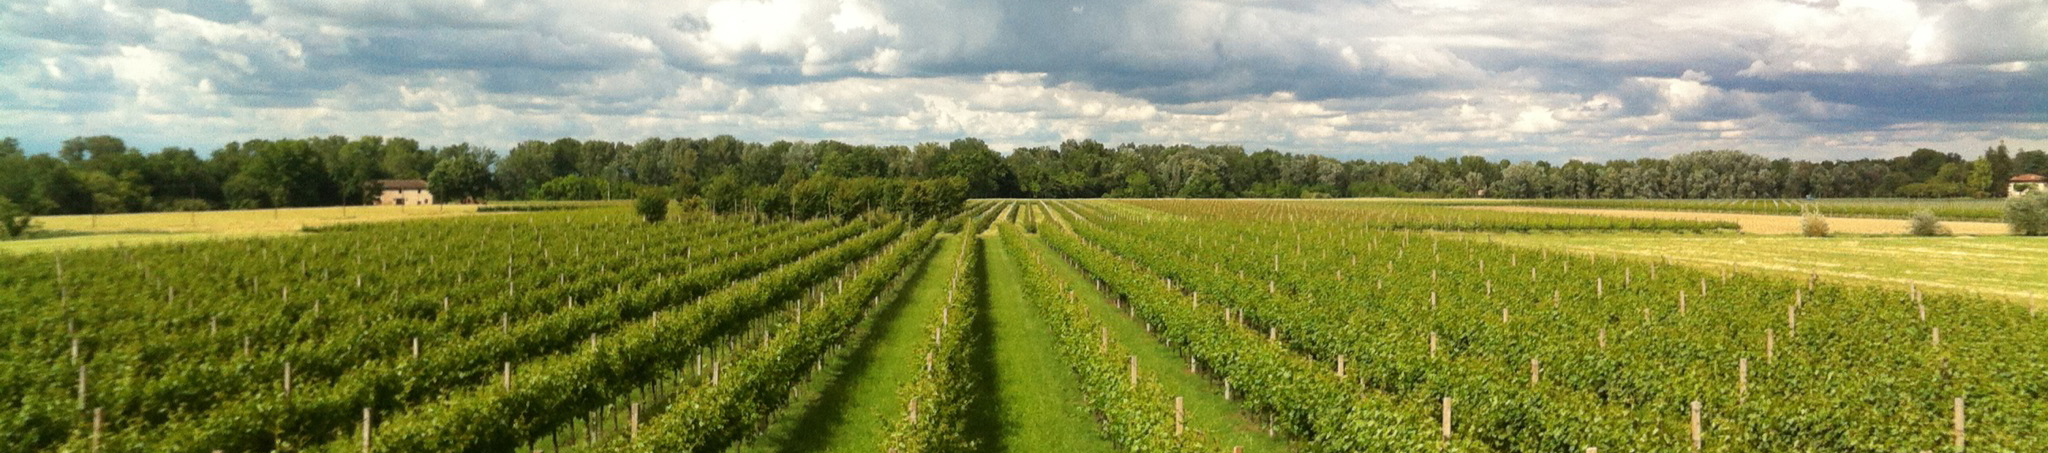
[374,179,434,205]
[2011,174,2046,197]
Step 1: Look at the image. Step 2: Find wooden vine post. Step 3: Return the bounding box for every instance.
[361,407,372,453]
[1765,329,1776,364]
[1174,396,1185,436]
[1440,397,1453,441]
[1737,358,1749,403]
[1954,396,1966,450]
[1430,331,1440,358]
[1689,400,1702,452]
[1129,356,1139,387]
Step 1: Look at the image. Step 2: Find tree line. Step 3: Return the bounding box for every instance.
[1,135,2040,217]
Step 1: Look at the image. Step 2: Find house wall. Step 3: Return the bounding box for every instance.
[376,189,435,205]
[2010,182,2045,197]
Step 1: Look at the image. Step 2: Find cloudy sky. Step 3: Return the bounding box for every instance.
[3,0,2044,161]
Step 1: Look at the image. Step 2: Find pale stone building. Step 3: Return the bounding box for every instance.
[2010,174,2046,197]
[374,179,434,205]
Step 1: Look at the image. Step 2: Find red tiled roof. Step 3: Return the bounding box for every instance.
[376,179,429,190]
[2011,174,2047,183]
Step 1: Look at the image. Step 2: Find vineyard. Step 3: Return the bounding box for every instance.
[3,200,2041,453]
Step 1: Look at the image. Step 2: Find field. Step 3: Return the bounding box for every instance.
[1487,198,2009,221]
[1,204,485,254]
[1484,233,2048,301]
[1462,205,2012,235]
[4,200,2041,453]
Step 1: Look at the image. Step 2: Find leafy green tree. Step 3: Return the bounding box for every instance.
[635,190,670,223]
[1966,158,1995,197]
[746,184,789,218]
[224,140,338,208]
[817,141,890,178]
[700,173,745,214]
[920,138,1014,198]
[830,177,888,218]
[1985,144,2014,196]
[789,175,837,219]
[2006,192,2048,236]
[1908,209,1949,236]
[0,197,32,238]
[1178,172,1225,198]
[2015,150,2048,176]
[428,149,494,202]
[1114,171,1156,198]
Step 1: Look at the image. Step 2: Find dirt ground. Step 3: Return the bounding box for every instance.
[1461,205,2010,235]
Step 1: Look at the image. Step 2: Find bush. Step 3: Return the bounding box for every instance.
[1908,208,1949,236]
[2006,192,2048,236]
[634,191,670,223]
[1800,207,1830,237]
[0,198,31,239]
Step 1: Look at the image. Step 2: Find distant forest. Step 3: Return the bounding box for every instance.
[0,135,2040,215]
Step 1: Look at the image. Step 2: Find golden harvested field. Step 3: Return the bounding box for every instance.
[1462,205,2010,235]
[1481,233,2048,302]
[3,204,482,253]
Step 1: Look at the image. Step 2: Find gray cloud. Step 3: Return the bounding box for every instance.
[0,0,2042,161]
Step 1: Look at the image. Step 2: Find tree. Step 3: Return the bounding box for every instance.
[428,148,494,202]
[700,173,745,214]
[635,190,670,223]
[1800,207,1830,237]
[1908,209,1949,236]
[1113,171,1156,198]
[2006,192,2048,236]
[0,197,31,238]
[746,184,789,218]
[1985,144,2014,196]
[1966,158,1995,198]
[224,140,338,208]
[789,175,838,219]
[2014,150,2048,176]
[921,138,1015,198]
[1179,172,1225,198]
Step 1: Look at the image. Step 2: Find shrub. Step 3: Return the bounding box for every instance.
[634,191,670,223]
[2006,192,2048,236]
[0,198,31,239]
[1908,208,1949,236]
[1800,207,1830,237]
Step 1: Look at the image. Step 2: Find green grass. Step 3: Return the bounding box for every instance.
[1014,228,1295,452]
[978,230,1118,453]
[1484,232,2048,304]
[736,233,963,453]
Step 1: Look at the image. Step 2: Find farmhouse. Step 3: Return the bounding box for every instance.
[374,179,434,205]
[2010,174,2046,197]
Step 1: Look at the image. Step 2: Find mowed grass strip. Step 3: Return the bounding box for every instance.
[737,233,963,453]
[979,228,1116,453]
[1016,230,1296,453]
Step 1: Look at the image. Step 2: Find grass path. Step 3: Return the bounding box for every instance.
[977,229,1117,453]
[735,233,962,453]
[1014,230,1295,453]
